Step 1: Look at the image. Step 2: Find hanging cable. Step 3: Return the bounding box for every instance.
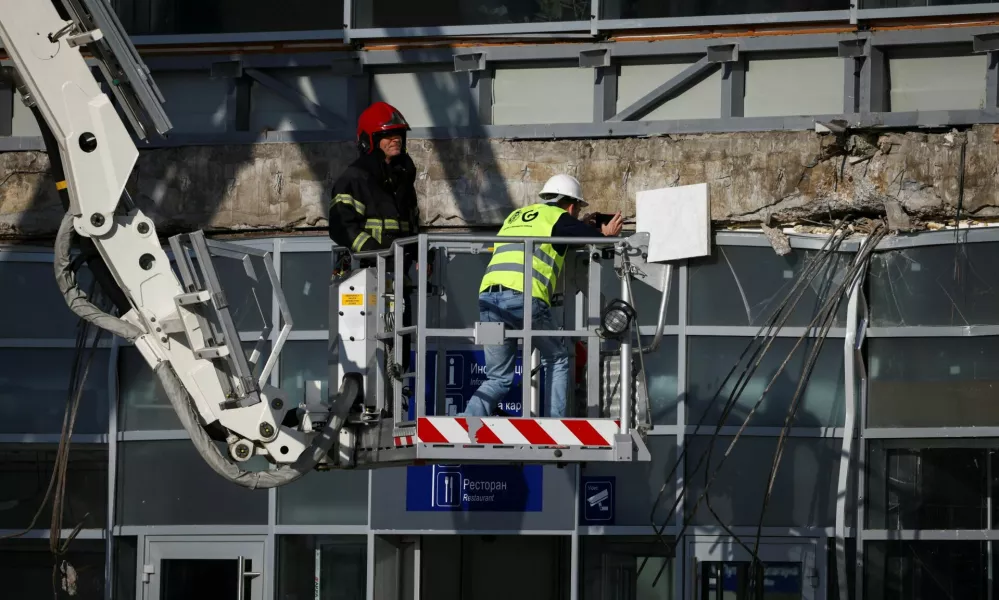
[745,223,887,597]
[637,220,857,585]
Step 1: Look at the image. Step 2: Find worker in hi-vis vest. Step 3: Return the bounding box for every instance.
[460,174,624,419]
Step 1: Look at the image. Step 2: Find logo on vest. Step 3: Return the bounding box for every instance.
[521,210,539,222]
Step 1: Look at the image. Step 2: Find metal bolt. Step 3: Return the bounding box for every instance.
[78,132,97,152]
[235,444,250,459]
[90,213,105,227]
[259,422,275,438]
[155,327,161,332]
[137,222,150,234]
[271,398,284,410]
[339,311,344,316]
[360,311,365,316]
[160,336,167,343]
[554,449,563,458]
[349,336,355,341]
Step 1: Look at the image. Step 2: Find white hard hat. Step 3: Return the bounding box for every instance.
[539,174,588,207]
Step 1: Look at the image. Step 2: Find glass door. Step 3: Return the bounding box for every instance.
[141,536,267,600]
[686,537,823,600]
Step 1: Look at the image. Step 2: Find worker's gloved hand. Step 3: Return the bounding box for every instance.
[582,212,598,227]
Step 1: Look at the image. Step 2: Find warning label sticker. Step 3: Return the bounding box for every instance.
[341,293,363,306]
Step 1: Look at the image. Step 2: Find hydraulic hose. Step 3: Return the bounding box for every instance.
[155,363,361,489]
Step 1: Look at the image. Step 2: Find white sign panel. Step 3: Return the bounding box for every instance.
[635,182,712,263]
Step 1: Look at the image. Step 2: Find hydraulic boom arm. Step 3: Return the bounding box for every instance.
[0,0,357,488]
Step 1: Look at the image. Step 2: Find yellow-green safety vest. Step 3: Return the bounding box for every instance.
[479,203,566,305]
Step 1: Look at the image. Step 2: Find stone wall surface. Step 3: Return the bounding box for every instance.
[1,125,996,239]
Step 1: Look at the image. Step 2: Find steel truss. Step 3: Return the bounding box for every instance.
[0,21,998,148]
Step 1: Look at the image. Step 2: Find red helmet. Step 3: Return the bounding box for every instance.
[357,101,410,154]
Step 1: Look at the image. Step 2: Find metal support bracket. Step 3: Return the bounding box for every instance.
[579,48,611,69]
[244,67,345,128]
[608,55,717,122]
[974,32,999,54]
[454,52,486,73]
[838,38,868,59]
[706,43,739,64]
[211,59,243,79]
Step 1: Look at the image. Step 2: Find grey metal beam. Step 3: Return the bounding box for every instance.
[470,69,494,125]
[861,529,999,541]
[720,58,746,118]
[235,77,252,131]
[0,69,12,137]
[858,4,999,20]
[870,25,999,47]
[864,426,999,439]
[128,29,346,46]
[609,56,716,121]
[597,10,851,31]
[844,57,861,113]
[859,46,887,113]
[9,109,999,152]
[593,65,618,123]
[343,0,353,44]
[866,325,999,337]
[143,52,359,72]
[349,20,592,40]
[348,71,371,132]
[989,51,999,110]
[244,67,345,129]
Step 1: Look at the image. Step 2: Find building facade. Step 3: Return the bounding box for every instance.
[1,1,998,599]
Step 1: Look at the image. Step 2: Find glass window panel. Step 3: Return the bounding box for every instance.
[356,0,589,28]
[277,469,369,525]
[869,243,999,327]
[172,250,273,332]
[282,252,331,331]
[115,537,138,600]
[580,535,676,600]
[606,0,848,18]
[278,535,367,600]
[118,341,271,431]
[581,436,677,526]
[0,348,109,434]
[279,340,328,410]
[116,440,268,525]
[0,261,94,338]
[688,246,852,327]
[865,541,987,600]
[116,0,344,36]
[0,445,107,530]
[686,337,845,428]
[868,337,999,428]
[866,442,987,530]
[0,539,106,600]
[684,437,842,527]
[441,253,490,329]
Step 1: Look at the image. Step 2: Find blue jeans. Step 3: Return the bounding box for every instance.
[461,289,569,418]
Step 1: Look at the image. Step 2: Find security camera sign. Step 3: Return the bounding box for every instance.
[580,476,615,525]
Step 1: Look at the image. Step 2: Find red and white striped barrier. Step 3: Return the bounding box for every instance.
[414,417,621,447]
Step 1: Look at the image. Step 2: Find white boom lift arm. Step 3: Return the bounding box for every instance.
[0,0,363,489]
[0,0,676,487]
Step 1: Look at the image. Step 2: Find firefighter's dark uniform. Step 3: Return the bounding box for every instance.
[328,150,419,373]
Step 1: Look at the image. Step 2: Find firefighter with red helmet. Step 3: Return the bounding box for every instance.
[329,101,420,256]
[329,101,422,380]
